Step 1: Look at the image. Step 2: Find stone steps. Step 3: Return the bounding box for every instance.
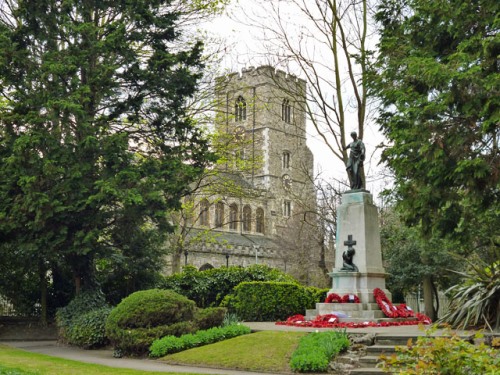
[346,333,474,374]
[347,336,408,374]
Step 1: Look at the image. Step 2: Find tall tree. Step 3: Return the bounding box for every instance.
[0,0,219,320]
[373,0,499,318]
[233,0,376,188]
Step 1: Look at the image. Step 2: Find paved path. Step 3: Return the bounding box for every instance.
[1,323,467,374]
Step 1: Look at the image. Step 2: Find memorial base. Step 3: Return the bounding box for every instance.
[329,270,391,304]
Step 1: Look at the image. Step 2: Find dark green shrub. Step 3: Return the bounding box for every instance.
[193,307,226,330]
[105,289,197,356]
[66,306,112,349]
[159,264,297,308]
[149,323,251,358]
[221,282,317,321]
[56,289,108,345]
[305,287,329,305]
[290,331,350,372]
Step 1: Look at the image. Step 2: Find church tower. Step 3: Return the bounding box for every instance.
[215,66,315,233]
[172,66,328,285]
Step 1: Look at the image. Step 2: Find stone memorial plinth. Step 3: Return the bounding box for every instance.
[330,190,390,304]
[307,190,393,321]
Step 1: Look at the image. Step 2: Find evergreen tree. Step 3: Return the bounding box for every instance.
[0,0,216,319]
[373,0,499,318]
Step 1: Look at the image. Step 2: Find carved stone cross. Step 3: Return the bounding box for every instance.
[344,234,356,250]
[341,234,358,272]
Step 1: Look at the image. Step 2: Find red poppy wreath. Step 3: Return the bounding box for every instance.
[325,293,342,303]
[373,288,398,318]
[341,294,360,303]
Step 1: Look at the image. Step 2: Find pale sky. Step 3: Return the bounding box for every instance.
[200,1,390,198]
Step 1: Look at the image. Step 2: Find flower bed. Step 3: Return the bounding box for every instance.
[277,314,431,329]
[277,288,431,329]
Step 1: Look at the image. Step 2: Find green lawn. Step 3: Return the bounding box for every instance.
[160,331,306,373]
[0,345,200,375]
[0,331,306,374]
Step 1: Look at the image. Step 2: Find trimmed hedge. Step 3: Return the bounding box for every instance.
[290,331,350,372]
[149,323,251,358]
[221,282,325,321]
[105,289,197,356]
[159,264,298,308]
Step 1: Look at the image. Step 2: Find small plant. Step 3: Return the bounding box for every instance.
[222,312,241,326]
[378,328,500,374]
[149,323,251,358]
[289,330,350,372]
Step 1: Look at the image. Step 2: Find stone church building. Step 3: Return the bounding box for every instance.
[168,66,332,286]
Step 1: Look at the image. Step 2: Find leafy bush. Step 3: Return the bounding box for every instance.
[441,256,499,330]
[290,331,350,372]
[378,329,500,374]
[159,264,297,308]
[56,289,109,346]
[193,307,226,330]
[221,282,320,321]
[149,323,251,358]
[105,289,197,356]
[66,306,112,349]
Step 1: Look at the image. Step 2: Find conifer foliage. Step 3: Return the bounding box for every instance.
[0,0,214,317]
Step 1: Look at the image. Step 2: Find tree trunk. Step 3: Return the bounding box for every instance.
[171,248,181,274]
[39,261,48,326]
[422,276,436,321]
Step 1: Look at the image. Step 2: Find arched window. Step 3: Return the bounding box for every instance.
[256,208,264,234]
[215,201,224,228]
[282,151,291,169]
[242,205,252,232]
[199,199,210,226]
[235,96,246,122]
[283,200,291,217]
[229,203,238,230]
[282,98,291,123]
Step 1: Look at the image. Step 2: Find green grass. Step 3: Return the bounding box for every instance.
[160,331,307,373]
[0,345,200,375]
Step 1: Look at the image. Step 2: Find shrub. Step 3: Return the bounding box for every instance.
[221,282,319,321]
[56,289,109,346]
[378,329,500,374]
[66,306,112,349]
[440,257,500,330]
[290,331,350,372]
[149,323,251,358]
[105,289,197,356]
[159,264,297,308]
[193,307,226,330]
